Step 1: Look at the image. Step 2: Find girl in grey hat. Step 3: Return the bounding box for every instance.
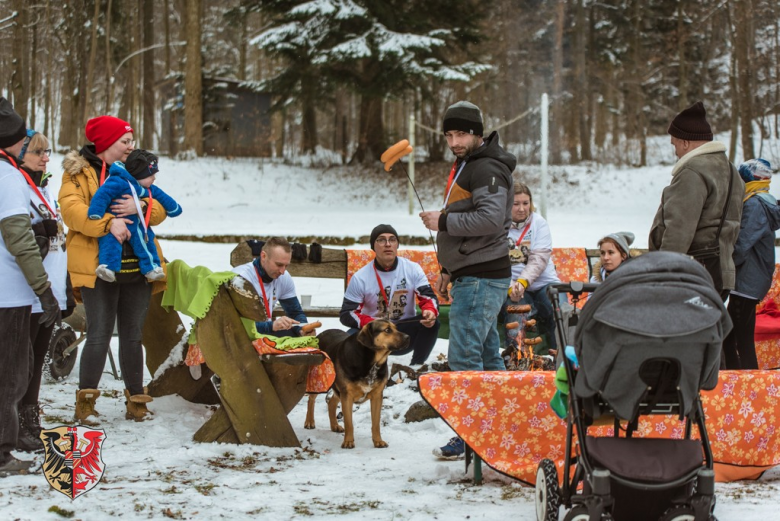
[591,231,635,283]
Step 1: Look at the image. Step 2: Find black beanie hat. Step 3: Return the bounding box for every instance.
[370,224,399,251]
[125,149,159,180]
[442,101,483,136]
[668,101,713,141]
[0,97,27,149]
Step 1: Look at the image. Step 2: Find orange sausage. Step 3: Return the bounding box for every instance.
[505,321,520,330]
[383,145,413,172]
[300,321,322,334]
[380,139,410,162]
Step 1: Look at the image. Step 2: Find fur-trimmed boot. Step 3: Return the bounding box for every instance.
[124,390,153,422]
[74,389,101,425]
[16,404,44,452]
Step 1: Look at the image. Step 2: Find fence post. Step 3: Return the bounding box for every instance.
[409,113,416,215]
[540,93,549,220]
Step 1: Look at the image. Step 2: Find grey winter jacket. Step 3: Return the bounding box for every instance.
[649,142,744,290]
[733,192,780,300]
[436,131,516,277]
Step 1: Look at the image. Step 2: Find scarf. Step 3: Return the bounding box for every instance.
[743,179,771,202]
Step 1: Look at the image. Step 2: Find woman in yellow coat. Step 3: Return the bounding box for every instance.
[59,116,167,423]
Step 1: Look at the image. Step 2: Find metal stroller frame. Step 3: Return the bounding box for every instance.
[535,282,717,521]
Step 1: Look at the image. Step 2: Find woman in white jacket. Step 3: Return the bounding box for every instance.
[504,183,561,353]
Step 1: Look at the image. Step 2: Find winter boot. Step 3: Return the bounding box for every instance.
[0,452,34,477]
[144,266,165,282]
[95,264,116,283]
[124,390,153,422]
[74,389,101,425]
[16,404,44,453]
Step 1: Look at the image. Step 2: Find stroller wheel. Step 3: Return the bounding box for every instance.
[563,506,614,520]
[658,505,716,521]
[535,459,561,521]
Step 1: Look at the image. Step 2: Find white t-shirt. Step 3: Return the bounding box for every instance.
[0,162,37,308]
[232,261,297,313]
[508,212,560,292]
[344,257,432,321]
[29,180,68,313]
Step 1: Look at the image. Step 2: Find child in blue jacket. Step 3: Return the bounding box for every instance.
[87,149,182,283]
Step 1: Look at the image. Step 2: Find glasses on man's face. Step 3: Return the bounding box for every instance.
[29,149,52,157]
[376,237,398,246]
[119,139,136,147]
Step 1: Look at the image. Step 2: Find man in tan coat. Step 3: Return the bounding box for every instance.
[649,101,744,298]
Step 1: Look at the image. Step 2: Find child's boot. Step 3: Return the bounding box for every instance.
[145,266,165,282]
[95,264,116,283]
[124,390,154,421]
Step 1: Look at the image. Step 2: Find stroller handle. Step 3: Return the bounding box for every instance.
[547,282,600,298]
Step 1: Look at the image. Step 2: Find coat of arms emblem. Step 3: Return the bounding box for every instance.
[40,426,106,499]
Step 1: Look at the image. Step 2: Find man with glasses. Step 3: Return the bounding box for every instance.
[339,224,439,368]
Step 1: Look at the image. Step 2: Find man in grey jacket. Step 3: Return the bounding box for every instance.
[0,98,59,476]
[420,101,516,459]
[649,101,744,298]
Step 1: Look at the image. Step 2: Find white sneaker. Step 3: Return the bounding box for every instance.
[145,266,165,281]
[95,265,116,282]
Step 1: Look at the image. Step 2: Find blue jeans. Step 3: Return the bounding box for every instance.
[448,276,511,371]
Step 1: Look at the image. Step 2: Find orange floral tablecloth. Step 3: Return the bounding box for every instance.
[756,264,780,370]
[551,248,590,284]
[418,370,780,484]
[184,338,335,394]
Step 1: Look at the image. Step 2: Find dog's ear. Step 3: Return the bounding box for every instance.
[357,321,377,347]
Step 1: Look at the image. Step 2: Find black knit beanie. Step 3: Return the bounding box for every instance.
[125,149,160,180]
[668,101,713,141]
[0,97,27,149]
[370,224,399,251]
[442,101,484,136]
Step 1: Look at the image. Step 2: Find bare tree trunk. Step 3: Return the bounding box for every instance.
[238,7,248,81]
[551,0,565,164]
[677,1,688,109]
[105,0,113,112]
[82,0,100,130]
[29,17,37,129]
[44,0,51,139]
[351,96,384,164]
[11,2,27,119]
[727,2,739,163]
[733,0,755,159]
[184,0,203,155]
[143,0,155,146]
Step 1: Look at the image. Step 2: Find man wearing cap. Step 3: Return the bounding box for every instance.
[649,100,744,298]
[420,101,516,459]
[339,224,440,367]
[0,97,60,475]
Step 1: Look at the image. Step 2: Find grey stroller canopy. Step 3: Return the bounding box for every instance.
[573,251,731,420]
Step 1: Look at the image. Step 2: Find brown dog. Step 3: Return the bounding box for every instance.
[304,320,409,448]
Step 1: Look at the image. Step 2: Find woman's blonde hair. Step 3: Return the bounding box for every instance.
[22,133,50,163]
[513,181,535,213]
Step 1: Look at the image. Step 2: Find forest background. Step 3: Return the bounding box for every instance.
[0,0,778,168]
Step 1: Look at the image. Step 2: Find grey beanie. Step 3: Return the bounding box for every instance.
[443,101,484,136]
[599,231,635,256]
[370,224,399,251]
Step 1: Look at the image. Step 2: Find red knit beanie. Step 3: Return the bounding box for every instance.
[85,116,133,153]
[667,101,713,141]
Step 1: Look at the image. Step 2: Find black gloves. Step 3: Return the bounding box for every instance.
[38,286,61,328]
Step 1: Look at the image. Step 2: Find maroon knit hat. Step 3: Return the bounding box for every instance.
[85,116,133,153]
[667,101,713,141]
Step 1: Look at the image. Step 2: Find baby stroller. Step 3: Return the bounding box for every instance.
[535,252,730,521]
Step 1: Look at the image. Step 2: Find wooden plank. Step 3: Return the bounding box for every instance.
[230,241,348,279]
[195,285,300,447]
[143,291,188,377]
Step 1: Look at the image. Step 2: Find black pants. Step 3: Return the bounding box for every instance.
[0,306,32,453]
[350,317,440,365]
[722,294,759,370]
[79,278,151,395]
[21,312,56,405]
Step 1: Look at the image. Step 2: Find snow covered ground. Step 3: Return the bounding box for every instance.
[2,142,780,519]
